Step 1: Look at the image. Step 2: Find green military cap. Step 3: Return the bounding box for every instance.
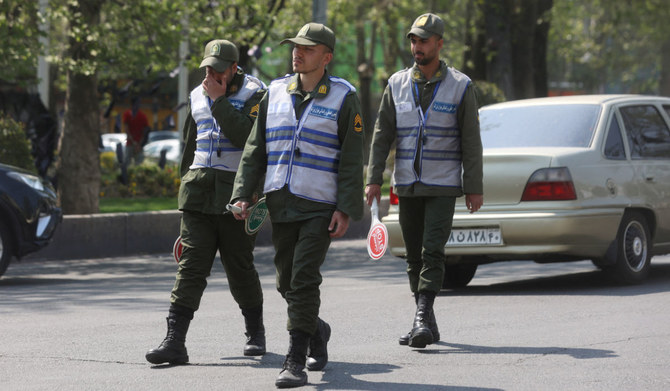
[407,13,444,39]
[199,39,239,73]
[280,22,336,51]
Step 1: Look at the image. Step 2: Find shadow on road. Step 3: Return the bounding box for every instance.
[417,341,616,359]
[442,261,670,297]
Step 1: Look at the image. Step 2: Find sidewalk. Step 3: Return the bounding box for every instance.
[24,198,389,261]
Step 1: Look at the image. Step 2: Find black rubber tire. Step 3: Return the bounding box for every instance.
[0,220,14,277]
[608,211,651,284]
[442,263,478,289]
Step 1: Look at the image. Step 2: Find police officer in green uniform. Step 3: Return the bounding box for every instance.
[230,23,364,388]
[146,39,267,365]
[365,13,484,349]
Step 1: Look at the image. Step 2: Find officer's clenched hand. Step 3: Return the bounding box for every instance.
[231,201,249,220]
[328,210,349,238]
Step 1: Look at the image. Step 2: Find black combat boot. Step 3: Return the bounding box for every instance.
[399,292,440,345]
[241,305,266,356]
[398,293,419,345]
[408,291,436,348]
[306,318,331,371]
[145,305,193,364]
[275,330,310,388]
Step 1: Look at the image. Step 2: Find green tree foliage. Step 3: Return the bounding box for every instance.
[549,0,670,94]
[0,1,41,86]
[2,0,669,214]
[0,115,34,171]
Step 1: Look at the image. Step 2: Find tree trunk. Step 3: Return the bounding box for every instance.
[511,0,537,99]
[533,0,553,97]
[660,38,670,96]
[356,9,375,161]
[56,0,102,214]
[462,1,487,81]
[484,0,514,99]
[58,72,101,214]
[480,0,552,100]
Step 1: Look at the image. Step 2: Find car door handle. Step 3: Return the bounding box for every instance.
[645,176,655,183]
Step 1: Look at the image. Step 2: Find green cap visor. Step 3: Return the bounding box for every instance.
[281,23,335,51]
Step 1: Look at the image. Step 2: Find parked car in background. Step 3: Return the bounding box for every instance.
[0,163,62,277]
[383,94,670,287]
[146,130,180,144]
[143,139,182,166]
[100,133,127,153]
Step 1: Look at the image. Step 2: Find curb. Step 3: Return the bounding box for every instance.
[24,199,390,261]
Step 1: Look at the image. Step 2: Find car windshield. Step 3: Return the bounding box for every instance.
[479,104,601,148]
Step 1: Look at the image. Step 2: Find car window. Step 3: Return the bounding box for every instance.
[603,116,626,160]
[664,105,670,120]
[620,105,670,159]
[479,104,600,148]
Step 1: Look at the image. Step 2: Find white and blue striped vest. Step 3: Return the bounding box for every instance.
[389,67,470,188]
[263,76,354,204]
[189,73,265,171]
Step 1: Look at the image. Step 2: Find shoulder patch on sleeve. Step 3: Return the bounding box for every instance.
[250,103,259,118]
[354,113,363,133]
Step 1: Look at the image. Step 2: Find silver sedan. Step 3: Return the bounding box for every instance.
[383,94,670,287]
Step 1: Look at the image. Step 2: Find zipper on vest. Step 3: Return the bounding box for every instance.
[412,80,441,182]
[207,96,215,167]
[286,96,315,186]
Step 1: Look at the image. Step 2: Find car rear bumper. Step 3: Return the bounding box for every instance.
[382,207,623,261]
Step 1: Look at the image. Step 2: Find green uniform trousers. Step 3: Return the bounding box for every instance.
[170,210,263,311]
[398,196,456,294]
[271,216,331,335]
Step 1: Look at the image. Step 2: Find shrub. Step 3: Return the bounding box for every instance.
[100,159,180,198]
[0,115,35,172]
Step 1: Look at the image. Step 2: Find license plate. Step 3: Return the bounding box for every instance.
[446,227,502,247]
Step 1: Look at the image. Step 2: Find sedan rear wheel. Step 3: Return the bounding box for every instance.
[609,212,651,284]
[0,220,14,277]
[442,263,478,289]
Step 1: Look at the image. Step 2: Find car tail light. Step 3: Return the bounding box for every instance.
[389,185,399,205]
[521,167,577,201]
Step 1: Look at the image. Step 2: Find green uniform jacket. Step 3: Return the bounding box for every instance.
[231,71,365,223]
[178,69,266,214]
[366,61,483,197]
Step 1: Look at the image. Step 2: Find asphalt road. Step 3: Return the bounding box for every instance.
[2,239,670,391]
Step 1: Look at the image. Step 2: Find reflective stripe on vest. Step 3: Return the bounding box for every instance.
[389,67,470,187]
[263,76,354,204]
[189,73,265,171]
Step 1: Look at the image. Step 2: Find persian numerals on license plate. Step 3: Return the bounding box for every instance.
[446,227,502,247]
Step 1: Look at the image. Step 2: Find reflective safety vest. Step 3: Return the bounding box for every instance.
[389,67,470,188]
[189,73,266,171]
[263,76,354,204]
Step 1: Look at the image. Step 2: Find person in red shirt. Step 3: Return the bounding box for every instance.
[122,97,149,165]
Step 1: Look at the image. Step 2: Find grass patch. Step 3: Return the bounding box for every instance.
[99,197,178,213]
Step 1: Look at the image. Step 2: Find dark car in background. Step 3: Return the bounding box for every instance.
[0,163,62,277]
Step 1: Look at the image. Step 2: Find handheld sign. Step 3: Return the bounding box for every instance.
[367,198,388,260]
[173,236,183,263]
[244,197,269,235]
[225,197,269,235]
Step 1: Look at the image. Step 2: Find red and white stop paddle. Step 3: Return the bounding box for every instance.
[173,236,183,263]
[367,198,388,260]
